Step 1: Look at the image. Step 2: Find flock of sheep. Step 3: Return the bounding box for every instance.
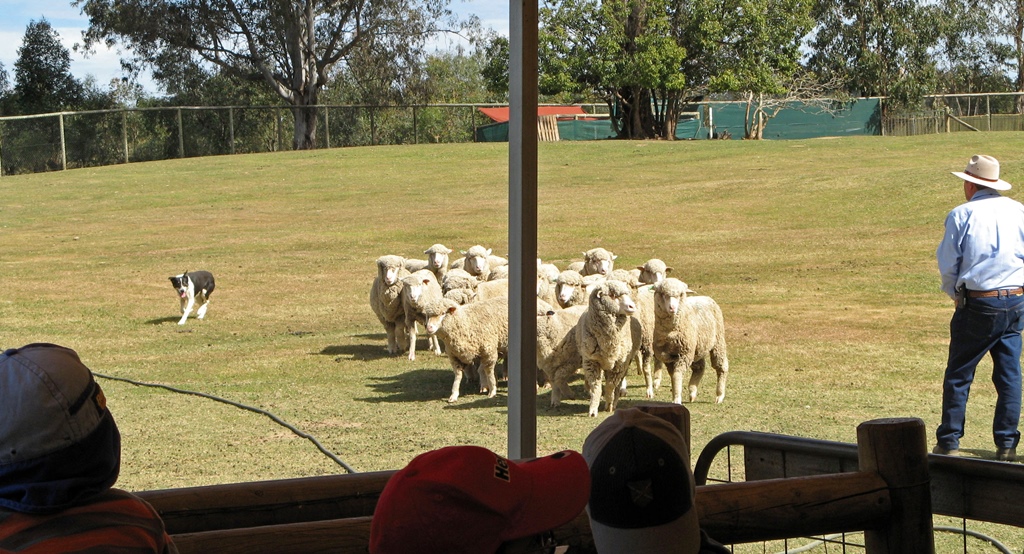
[369,245,729,416]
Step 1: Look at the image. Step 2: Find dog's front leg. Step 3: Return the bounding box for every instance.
[178,298,195,325]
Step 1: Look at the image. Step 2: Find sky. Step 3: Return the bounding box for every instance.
[0,0,511,95]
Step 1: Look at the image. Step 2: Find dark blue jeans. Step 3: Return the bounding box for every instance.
[937,293,1024,450]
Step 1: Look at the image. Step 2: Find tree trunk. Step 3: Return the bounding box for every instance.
[292,104,318,150]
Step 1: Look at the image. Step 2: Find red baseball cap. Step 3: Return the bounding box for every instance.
[369,445,590,554]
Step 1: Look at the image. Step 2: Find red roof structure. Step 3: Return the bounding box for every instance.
[477,106,590,123]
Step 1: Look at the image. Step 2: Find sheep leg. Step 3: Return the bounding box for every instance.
[583,361,603,417]
[478,353,499,398]
[668,360,687,404]
[653,358,665,391]
[429,334,443,356]
[710,349,729,404]
[448,359,471,403]
[406,318,419,361]
[639,350,655,399]
[396,320,410,353]
[688,358,706,402]
[550,367,577,407]
[604,368,626,413]
[384,322,399,355]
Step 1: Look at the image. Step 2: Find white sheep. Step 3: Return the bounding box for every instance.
[566,261,585,273]
[424,297,509,403]
[537,304,587,408]
[441,268,479,294]
[400,269,444,361]
[453,245,508,281]
[555,270,604,309]
[576,280,641,416]
[630,285,665,399]
[582,247,617,277]
[369,255,410,355]
[652,278,729,404]
[637,258,672,285]
[444,278,509,306]
[405,244,453,280]
[538,259,561,284]
[488,264,510,281]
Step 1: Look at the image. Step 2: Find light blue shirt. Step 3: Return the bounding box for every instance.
[937,189,1024,299]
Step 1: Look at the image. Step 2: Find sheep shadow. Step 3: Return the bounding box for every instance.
[320,343,392,362]
[358,368,455,403]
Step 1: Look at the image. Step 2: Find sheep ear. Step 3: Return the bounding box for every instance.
[611,254,618,260]
[485,248,492,256]
[665,267,673,274]
[635,265,644,271]
[447,305,459,315]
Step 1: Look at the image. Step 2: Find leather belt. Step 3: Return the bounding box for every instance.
[967,287,1024,298]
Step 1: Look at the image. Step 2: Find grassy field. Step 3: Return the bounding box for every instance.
[2,132,1023,548]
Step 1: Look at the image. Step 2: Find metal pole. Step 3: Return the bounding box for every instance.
[413,106,418,145]
[508,0,539,460]
[229,107,236,155]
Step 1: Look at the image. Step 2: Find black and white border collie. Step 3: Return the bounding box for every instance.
[169,270,216,325]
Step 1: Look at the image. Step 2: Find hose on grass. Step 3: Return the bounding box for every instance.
[95,372,357,474]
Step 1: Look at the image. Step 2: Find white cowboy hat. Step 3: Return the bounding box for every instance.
[952,154,1012,191]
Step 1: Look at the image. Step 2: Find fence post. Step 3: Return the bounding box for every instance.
[122,111,129,164]
[0,122,4,176]
[370,108,376,146]
[176,108,184,158]
[857,418,934,554]
[59,113,67,171]
[276,108,283,151]
[987,94,992,131]
[229,107,236,155]
[413,106,418,145]
[324,107,330,149]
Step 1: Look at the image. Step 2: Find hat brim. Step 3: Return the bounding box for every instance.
[589,505,702,554]
[952,171,1012,191]
[503,451,590,541]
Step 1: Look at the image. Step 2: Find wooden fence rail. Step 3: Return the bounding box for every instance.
[138,418,934,553]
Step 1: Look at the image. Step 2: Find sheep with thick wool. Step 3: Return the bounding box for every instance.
[555,270,604,309]
[637,258,672,285]
[576,280,641,416]
[536,304,588,408]
[582,247,617,277]
[369,255,411,355]
[405,244,453,281]
[424,296,509,403]
[400,269,445,361]
[652,278,729,404]
[451,245,508,281]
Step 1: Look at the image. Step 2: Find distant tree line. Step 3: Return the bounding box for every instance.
[2,0,1024,143]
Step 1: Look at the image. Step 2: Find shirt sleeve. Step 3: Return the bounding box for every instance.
[936,211,962,300]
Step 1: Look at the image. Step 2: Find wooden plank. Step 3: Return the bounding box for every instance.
[138,471,394,534]
[538,115,560,141]
[171,517,373,554]
[696,471,890,545]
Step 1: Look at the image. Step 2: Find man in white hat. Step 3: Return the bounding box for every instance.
[935,155,1024,461]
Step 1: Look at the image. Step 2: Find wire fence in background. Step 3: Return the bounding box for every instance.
[4,93,1024,176]
[0,103,532,176]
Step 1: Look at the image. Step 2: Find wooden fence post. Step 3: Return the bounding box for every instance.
[857,417,934,554]
[59,113,67,170]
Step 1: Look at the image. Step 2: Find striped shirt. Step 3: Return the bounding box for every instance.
[937,188,1024,299]
[0,489,177,553]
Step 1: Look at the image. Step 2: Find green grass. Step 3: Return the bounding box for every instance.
[1,133,1021,504]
